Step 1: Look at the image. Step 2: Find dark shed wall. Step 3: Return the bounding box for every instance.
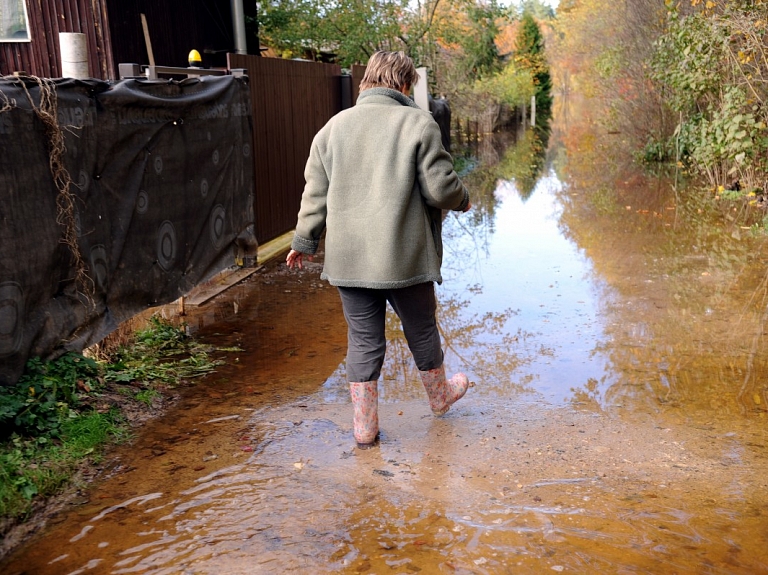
[0,0,114,78]
[106,0,236,71]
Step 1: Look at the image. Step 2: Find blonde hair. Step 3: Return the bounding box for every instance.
[359,51,419,92]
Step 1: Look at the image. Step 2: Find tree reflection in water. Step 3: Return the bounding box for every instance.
[553,102,768,417]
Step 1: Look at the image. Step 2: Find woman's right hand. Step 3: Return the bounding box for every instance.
[286,249,311,269]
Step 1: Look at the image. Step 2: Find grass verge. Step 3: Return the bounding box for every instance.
[0,316,231,532]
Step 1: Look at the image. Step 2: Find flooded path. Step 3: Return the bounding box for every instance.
[4,127,768,573]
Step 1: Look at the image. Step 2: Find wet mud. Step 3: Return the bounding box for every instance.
[3,133,768,573]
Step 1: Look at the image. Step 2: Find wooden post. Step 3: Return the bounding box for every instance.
[414,67,429,111]
[465,119,470,146]
[140,14,155,67]
[522,99,526,128]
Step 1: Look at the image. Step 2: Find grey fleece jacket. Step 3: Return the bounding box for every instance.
[291,87,469,289]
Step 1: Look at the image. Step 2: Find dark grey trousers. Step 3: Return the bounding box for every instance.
[337,282,444,382]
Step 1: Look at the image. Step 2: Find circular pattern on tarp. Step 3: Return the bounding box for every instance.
[243,143,251,157]
[210,205,226,250]
[78,170,90,192]
[156,221,177,271]
[154,155,163,174]
[136,191,149,214]
[89,245,109,291]
[200,179,209,199]
[0,282,23,358]
[212,150,219,165]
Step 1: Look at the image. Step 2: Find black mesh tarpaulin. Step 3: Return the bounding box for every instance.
[0,75,257,385]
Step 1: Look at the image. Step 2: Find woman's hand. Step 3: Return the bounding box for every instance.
[286,249,312,269]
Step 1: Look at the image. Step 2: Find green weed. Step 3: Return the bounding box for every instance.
[134,389,160,406]
[0,315,226,525]
[0,353,100,440]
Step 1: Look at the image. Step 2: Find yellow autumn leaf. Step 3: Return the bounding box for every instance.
[706,0,716,8]
[754,393,762,405]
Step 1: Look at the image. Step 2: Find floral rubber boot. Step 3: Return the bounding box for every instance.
[349,381,379,449]
[419,365,469,416]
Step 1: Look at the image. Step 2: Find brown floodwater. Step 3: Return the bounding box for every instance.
[3,126,768,574]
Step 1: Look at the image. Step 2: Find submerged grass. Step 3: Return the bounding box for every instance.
[0,316,229,528]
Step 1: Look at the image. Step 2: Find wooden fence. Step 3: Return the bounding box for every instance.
[351,64,366,106]
[228,54,344,244]
[0,0,114,79]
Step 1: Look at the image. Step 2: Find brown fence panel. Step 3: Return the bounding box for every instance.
[0,0,114,79]
[351,64,366,105]
[228,55,342,244]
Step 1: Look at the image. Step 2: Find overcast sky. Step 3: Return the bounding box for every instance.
[508,0,561,12]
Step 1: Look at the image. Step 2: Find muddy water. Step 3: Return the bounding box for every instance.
[4,137,768,574]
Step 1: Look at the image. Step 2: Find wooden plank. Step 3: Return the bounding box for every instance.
[140,13,155,67]
[257,230,294,265]
[185,266,261,306]
[93,0,115,79]
[185,230,295,306]
[37,0,56,77]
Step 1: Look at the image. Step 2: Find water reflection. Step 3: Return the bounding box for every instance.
[555,133,768,417]
[442,121,768,419]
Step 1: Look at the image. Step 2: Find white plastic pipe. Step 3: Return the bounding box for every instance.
[59,33,89,79]
[231,0,248,55]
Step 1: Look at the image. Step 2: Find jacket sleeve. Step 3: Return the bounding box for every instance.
[416,120,469,212]
[291,138,329,255]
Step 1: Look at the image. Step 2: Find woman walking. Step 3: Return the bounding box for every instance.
[286,51,472,448]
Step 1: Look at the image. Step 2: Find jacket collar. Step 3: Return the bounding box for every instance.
[357,87,421,109]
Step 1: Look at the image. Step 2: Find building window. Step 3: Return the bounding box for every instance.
[0,0,31,42]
